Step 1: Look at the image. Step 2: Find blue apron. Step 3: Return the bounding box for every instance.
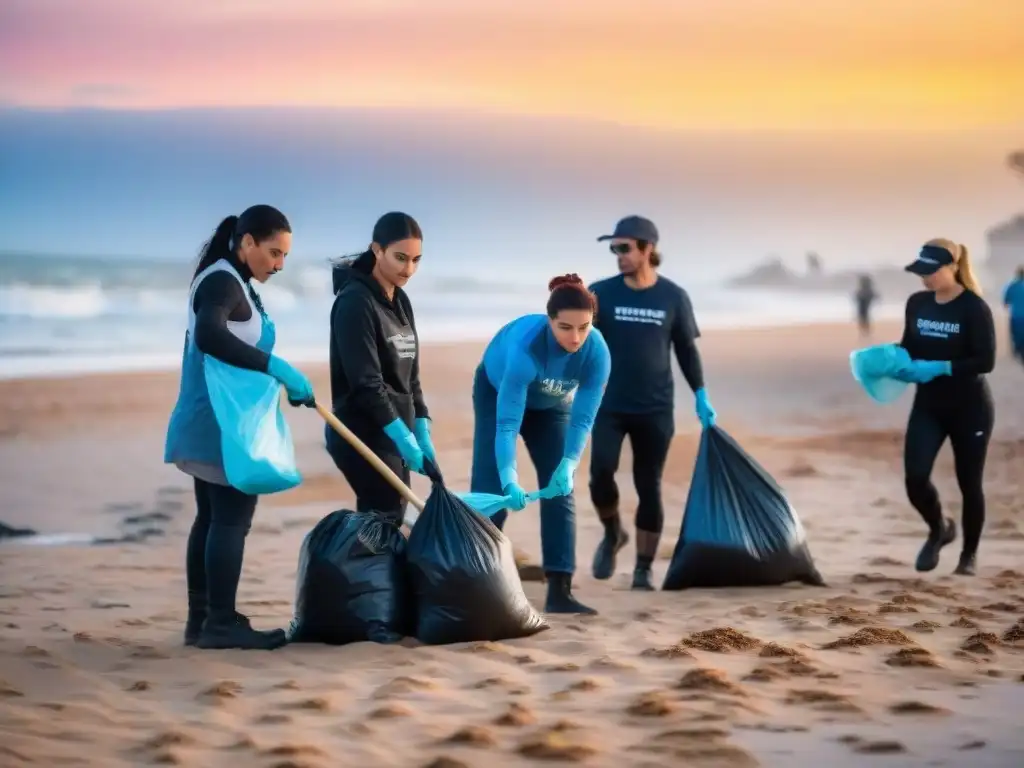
[164,293,277,483]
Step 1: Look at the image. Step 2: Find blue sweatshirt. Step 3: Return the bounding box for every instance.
[481,314,611,487]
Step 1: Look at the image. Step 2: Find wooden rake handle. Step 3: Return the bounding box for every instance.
[314,402,426,513]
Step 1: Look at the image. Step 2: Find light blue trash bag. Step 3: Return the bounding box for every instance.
[204,356,302,495]
[454,490,544,518]
[849,343,913,404]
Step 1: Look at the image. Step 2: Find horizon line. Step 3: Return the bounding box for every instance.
[1,103,1021,137]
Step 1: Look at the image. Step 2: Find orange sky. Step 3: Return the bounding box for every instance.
[2,0,1022,130]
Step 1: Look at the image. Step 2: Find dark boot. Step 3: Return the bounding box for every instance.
[631,565,655,591]
[592,529,629,580]
[914,517,957,573]
[953,551,977,576]
[183,591,207,647]
[195,611,288,650]
[544,572,598,615]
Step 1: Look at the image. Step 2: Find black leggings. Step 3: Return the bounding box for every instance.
[904,392,994,556]
[185,477,257,617]
[325,423,409,520]
[588,409,675,533]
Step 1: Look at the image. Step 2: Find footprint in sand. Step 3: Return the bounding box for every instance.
[368,703,413,719]
[821,627,915,650]
[588,655,636,671]
[677,668,747,697]
[254,713,292,725]
[197,680,242,702]
[853,740,907,754]
[625,690,677,717]
[373,676,436,699]
[785,689,861,714]
[422,758,471,768]
[516,723,595,762]
[886,648,942,668]
[440,725,498,748]
[889,700,950,716]
[494,702,536,727]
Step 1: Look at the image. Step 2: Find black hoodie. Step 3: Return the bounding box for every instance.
[328,252,429,443]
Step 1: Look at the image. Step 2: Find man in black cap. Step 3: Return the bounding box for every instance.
[586,215,717,590]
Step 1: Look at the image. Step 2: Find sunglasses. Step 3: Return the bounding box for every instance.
[609,243,633,256]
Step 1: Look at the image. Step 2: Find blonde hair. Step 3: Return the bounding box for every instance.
[925,237,982,296]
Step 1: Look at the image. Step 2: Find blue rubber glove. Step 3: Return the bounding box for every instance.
[266,355,315,406]
[904,360,952,384]
[548,457,579,498]
[695,387,717,428]
[502,482,529,512]
[414,418,437,467]
[382,418,425,474]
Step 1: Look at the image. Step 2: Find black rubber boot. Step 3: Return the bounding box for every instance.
[631,565,655,591]
[544,572,598,615]
[914,517,957,573]
[195,612,288,650]
[953,551,977,576]
[183,591,207,647]
[591,530,629,580]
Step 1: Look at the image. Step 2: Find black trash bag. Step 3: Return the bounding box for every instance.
[406,460,549,645]
[288,508,412,644]
[662,426,826,590]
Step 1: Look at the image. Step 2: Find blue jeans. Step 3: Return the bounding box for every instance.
[470,364,575,574]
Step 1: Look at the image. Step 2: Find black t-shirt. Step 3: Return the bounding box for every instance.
[899,289,996,405]
[589,274,704,415]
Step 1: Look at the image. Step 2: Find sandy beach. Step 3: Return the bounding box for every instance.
[1,318,1023,767]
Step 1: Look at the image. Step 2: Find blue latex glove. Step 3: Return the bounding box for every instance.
[502,482,529,512]
[414,417,437,466]
[267,355,315,406]
[903,360,952,384]
[382,418,425,474]
[695,387,717,428]
[548,457,579,498]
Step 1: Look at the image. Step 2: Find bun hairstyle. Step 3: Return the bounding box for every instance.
[546,273,598,317]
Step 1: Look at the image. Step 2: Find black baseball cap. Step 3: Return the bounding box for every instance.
[905,244,954,276]
[597,215,659,244]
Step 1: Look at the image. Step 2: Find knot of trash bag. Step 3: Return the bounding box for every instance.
[422,457,444,486]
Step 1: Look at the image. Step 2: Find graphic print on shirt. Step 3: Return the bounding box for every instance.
[614,305,667,326]
[916,318,961,340]
[538,377,579,399]
[387,332,417,359]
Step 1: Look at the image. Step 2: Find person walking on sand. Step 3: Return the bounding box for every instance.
[854,274,879,337]
[892,239,996,576]
[326,212,436,520]
[585,216,716,590]
[469,275,611,615]
[1001,266,1024,362]
[165,205,315,650]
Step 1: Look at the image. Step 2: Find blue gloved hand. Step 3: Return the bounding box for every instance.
[904,360,952,384]
[267,355,315,406]
[548,457,579,498]
[502,482,529,512]
[414,417,437,466]
[695,387,717,428]
[382,418,425,474]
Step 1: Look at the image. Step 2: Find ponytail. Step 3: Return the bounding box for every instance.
[193,216,238,281]
[954,243,983,296]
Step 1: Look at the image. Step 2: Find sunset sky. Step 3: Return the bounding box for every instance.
[2,0,1022,131]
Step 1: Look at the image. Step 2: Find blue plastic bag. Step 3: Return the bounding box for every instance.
[204,356,302,495]
[454,490,544,518]
[849,343,913,404]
